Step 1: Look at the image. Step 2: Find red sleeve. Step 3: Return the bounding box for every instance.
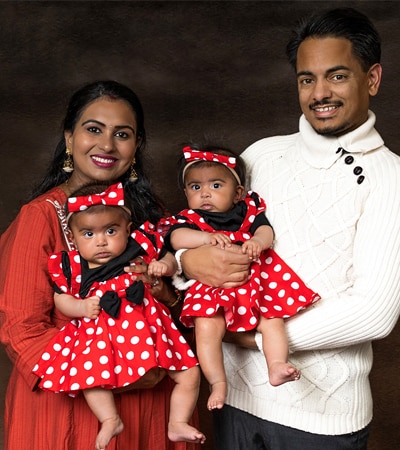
[0,194,69,389]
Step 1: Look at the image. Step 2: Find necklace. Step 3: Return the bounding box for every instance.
[60,178,73,196]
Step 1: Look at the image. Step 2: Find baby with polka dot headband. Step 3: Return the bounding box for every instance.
[33,181,206,448]
[165,144,320,410]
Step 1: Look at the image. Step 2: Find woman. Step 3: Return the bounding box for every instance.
[0,80,199,450]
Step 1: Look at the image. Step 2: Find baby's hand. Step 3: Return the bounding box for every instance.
[242,238,263,260]
[82,295,101,319]
[209,232,232,249]
[148,260,168,277]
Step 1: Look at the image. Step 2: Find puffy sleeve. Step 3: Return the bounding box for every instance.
[131,221,168,263]
[161,212,200,252]
[0,196,69,389]
[48,251,73,295]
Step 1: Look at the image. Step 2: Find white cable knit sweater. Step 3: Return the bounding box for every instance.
[223,111,400,435]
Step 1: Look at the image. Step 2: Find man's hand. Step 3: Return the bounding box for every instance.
[182,244,251,288]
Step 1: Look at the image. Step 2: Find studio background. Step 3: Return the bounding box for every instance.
[1,1,399,449]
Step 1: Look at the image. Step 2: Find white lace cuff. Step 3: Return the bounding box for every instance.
[172,248,195,290]
[174,248,188,275]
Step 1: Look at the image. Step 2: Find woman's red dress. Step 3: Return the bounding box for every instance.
[0,187,199,450]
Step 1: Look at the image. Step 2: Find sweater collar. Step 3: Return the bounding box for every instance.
[299,110,384,168]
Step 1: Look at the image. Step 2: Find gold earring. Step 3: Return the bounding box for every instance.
[62,148,74,173]
[129,158,138,182]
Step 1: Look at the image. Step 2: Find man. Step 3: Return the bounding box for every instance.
[179,7,400,449]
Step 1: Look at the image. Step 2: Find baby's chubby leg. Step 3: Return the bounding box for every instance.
[83,387,124,450]
[194,312,227,410]
[168,366,206,444]
[258,317,300,387]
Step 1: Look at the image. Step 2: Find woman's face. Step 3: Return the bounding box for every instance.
[65,97,140,190]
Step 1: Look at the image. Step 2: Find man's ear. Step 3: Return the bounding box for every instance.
[368,63,382,97]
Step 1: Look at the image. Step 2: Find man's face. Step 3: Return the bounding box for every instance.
[296,37,381,136]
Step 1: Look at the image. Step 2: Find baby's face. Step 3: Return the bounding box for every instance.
[69,206,131,268]
[184,164,243,213]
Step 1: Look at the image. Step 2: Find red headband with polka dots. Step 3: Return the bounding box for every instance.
[67,182,127,213]
[183,146,237,167]
[182,146,241,184]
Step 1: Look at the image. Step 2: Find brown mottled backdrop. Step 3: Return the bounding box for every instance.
[0,1,399,449]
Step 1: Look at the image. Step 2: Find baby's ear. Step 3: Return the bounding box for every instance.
[234,185,245,203]
[68,228,76,243]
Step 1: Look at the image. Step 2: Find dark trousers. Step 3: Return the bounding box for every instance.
[213,405,370,450]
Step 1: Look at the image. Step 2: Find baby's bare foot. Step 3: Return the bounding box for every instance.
[268,361,300,387]
[168,422,206,444]
[207,381,227,410]
[95,415,124,450]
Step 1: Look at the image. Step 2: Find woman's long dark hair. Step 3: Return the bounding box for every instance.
[31,80,165,227]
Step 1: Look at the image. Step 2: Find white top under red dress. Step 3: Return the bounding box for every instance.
[166,192,320,331]
[33,222,198,395]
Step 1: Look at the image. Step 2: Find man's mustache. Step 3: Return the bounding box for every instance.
[309,100,343,109]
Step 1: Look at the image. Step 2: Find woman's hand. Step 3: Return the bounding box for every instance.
[181,244,251,288]
[113,367,167,393]
[124,257,178,306]
[125,257,158,287]
[124,257,186,336]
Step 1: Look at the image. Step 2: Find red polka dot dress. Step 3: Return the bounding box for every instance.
[168,192,320,331]
[33,222,198,396]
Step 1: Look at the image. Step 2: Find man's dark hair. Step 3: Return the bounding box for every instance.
[286,8,381,72]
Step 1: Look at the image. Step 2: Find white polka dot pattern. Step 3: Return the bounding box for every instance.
[33,233,198,395]
[173,193,320,331]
